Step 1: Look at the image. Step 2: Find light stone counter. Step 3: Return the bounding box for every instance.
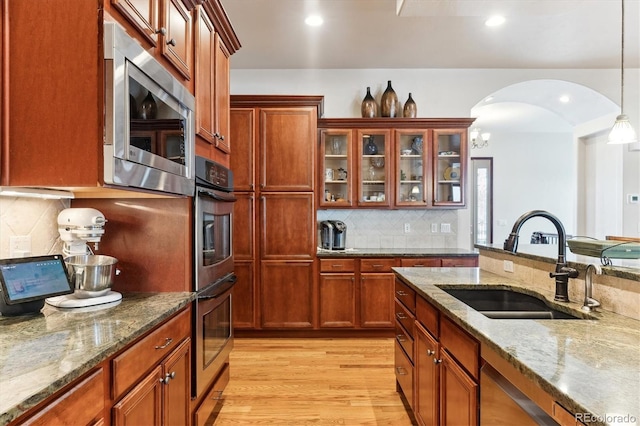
[393,267,640,426]
[317,247,478,258]
[0,292,195,425]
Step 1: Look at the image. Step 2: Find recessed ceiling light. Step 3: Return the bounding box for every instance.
[485,15,505,27]
[559,95,570,103]
[305,15,323,27]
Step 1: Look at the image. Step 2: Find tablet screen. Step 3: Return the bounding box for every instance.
[0,255,74,304]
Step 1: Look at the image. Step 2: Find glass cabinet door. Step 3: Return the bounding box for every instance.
[395,130,429,207]
[320,130,352,207]
[356,129,391,207]
[432,129,466,206]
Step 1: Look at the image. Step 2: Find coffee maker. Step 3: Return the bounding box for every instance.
[320,220,347,250]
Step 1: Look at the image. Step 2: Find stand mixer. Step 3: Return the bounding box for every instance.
[46,208,122,309]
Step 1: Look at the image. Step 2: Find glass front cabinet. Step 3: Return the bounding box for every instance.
[318,119,473,209]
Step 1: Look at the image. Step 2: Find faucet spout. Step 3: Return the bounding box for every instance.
[503,210,578,302]
[582,264,601,312]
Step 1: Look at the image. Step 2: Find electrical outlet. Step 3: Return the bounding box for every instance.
[503,260,514,273]
[431,223,438,233]
[440,223,451,233]
[404,223,411,233]
[10,236,31,258]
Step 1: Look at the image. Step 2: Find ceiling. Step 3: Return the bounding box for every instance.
[220,0,640,70]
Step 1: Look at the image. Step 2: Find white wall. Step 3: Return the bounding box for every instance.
[231,67,640,245]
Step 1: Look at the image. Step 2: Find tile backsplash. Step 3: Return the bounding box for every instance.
[317,209,459,249]
[0,198,68,258]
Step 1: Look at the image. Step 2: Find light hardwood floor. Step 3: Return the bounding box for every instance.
[213,338,417,425]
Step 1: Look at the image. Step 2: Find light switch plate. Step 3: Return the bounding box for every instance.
[10,236,31,258]
[431,223,438,233]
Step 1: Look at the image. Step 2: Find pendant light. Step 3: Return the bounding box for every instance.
[608,0,638,144]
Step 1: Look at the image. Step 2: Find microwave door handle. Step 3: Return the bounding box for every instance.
[198,189,236,203]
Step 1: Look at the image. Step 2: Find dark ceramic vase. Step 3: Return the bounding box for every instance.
[138,91,158,119]
[380,80,398,117]
[364,136,378,155]
[361,87,377,118]
[403,93,417,118]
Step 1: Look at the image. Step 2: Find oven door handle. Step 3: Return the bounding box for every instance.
[197,188,237,203]
[198,274,237,299]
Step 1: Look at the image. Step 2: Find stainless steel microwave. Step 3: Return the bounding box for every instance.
[103,22,195,196]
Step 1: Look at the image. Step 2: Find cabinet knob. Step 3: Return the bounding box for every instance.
[166,38,177,47]
[433,358,442,365]
[426,349,435,356]
[155,27,167,36]
[219,135,225,141]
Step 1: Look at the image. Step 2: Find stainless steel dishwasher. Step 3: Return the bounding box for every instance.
[481,364,560,425]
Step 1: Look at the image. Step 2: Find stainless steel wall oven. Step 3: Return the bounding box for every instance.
[192,156,236,402]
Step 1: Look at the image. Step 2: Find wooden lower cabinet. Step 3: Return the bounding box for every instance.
[260,261,315,328]
[233,261,256,329]
[440,350,478,425]
[360,272,395,328]
[319,273,356,327]
[113,338,191,426]
[415,322,439,425]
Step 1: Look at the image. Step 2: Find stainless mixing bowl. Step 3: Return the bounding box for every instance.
[64,255,119,298]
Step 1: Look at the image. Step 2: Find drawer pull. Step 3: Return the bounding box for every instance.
[396,334,406,342]
[395,367,408,375]
[155,337,173,350]
[396,290,408,296]
[372,264,384,268]
[331,264,344,269]
[413,264,425,267]
[396,312,407,320]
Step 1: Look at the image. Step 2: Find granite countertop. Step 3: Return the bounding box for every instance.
[393,267,640,426]
[317,247,478,257]
[0,292,195,425]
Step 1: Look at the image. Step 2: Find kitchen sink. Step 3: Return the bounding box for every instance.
[439,288,585,320]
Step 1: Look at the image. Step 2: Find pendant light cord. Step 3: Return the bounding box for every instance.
[620,0,625,113]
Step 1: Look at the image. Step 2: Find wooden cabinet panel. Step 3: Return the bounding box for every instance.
[394,295,415,336]
[259,108,317,191]
[416,296,439,338]
[394,341,414,410]
[112,308,190,399]
[233,193,255,260]
[22,369,104,426]
[319,258,356,273]
[233,261,256,329]
[415,323,439,426]
[360,272,394,328]
[360,258,396,272]
[194,6,215,145]
[395,319,413,362]
[113,365,163,426]
[214,35,231,153]
[111,0,159,46]
[260,193,315,259]
[400,258,441,267]
[440,350,478,426]
[229,108,256,191]
[440,316,479,380]
[161,0,192,79]
[260,261,315,328]
[162,338,191,426]
[394,278,416,313]
[319,273,356,327]
[194,363,230,426]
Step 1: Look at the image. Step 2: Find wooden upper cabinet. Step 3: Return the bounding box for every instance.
[194,6,216,144]
[161,0,193,80]
[214,35,231,153]
[229,108,256,191]
[259,107,317,192]
[111,0,159,46]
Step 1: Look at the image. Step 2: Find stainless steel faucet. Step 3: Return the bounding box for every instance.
[582,264,602,312]
[503,210,578,302]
